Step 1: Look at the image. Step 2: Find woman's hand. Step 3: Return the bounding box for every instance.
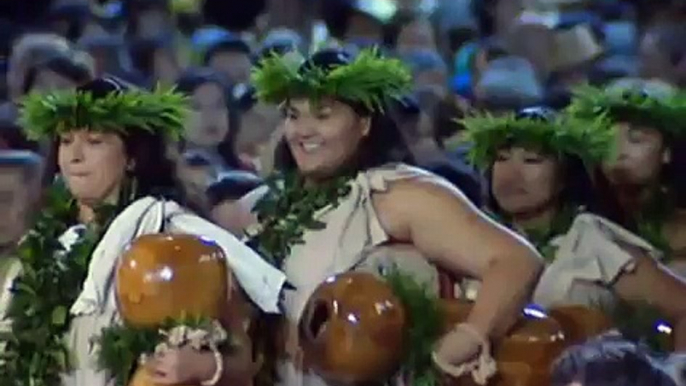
[433,327,482,372]
[147,346,217,384]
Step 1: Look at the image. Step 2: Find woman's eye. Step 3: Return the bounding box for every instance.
[87,136,104,145]
[523,156,544,164]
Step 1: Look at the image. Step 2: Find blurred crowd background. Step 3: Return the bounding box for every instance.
[0,0,684,249]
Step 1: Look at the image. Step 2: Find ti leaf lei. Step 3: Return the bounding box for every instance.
[248,171,353,267]
[248,170,445,385]
[0,182,115,386]
[96,316,234,386]
[383,268,444,386]
[634,188,674,263]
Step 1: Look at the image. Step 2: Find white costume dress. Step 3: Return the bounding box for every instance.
[0,196,286,386]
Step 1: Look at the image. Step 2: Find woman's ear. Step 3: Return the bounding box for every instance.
[662,147,672,165]
[126,159,136,172]
[360,117,372,137]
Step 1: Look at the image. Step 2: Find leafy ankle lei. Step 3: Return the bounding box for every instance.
[0,182,113,386]
[247,171,353,267]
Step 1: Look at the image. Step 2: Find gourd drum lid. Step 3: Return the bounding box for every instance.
[299,272,407,385]
[116,233,229,328]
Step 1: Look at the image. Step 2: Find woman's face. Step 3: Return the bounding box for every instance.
[186,82,230,147]
[283,98,370,180]
[58,130,129,205]
[491,147,562,216]
[602,122,669,187]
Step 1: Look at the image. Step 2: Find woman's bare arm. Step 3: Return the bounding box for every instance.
[612,246,686,350]
[375,178,543,338]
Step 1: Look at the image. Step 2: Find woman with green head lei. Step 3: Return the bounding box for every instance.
[461,105,686,353]
[567,81,686,273]
[0,76,288,386]
[225,47,543,385]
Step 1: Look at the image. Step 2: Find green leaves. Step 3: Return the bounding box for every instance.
[96,316,234,386]
[568,85,686,139]
[19,85,188,141]
[383,268,444,386]
[0,182,113,386]
[251,48,412,112]
[250,172,352,267]
[460,111,615,169]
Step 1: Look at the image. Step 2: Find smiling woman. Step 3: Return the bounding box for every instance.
[224,48,545,386]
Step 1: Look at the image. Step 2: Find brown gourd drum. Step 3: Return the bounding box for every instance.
[300,272,615,386]
[116,233,230,386]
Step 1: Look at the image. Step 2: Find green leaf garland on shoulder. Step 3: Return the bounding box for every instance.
[0,182,114,386]
[458,111,615,169]
[19,85,189,141]
[250,48,412,112]
[248,172,353,267]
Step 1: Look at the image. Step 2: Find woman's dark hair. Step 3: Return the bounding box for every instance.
[486,107,597,216]
[23,52,93,94]
[592,136,686,229]
[174,67,241,168]
[551,332,677,386]
[273,49,414,173]
[45,76,178,200]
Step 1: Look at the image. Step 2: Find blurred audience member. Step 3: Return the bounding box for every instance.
[474,56,544,113]
[549,23,605,88]
[207,170,263,235]
[400,49,449,108]
[202,33,253,84]
[175,149,219,215]
[386,11,438,54]
[5,33,71,102]
[0,121,39,152]
[0,151,43,252]
[551,332,678,386]
[639,22,686,88]
[175,68,241,169]
[230,84,281,174]
[23,51,93,94]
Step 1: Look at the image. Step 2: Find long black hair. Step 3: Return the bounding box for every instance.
[45,76,179,202]
[273,49,414,174]
[174,67,241,169]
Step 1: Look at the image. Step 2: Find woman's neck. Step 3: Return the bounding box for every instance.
[615,184,658,215]
[78,203,97,225]
[511,204,559,235]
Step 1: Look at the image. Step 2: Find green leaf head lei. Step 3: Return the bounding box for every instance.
[567,83,686,140]
[460,107,615,169]
[19,76,189,141]
[250,47,412,112]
